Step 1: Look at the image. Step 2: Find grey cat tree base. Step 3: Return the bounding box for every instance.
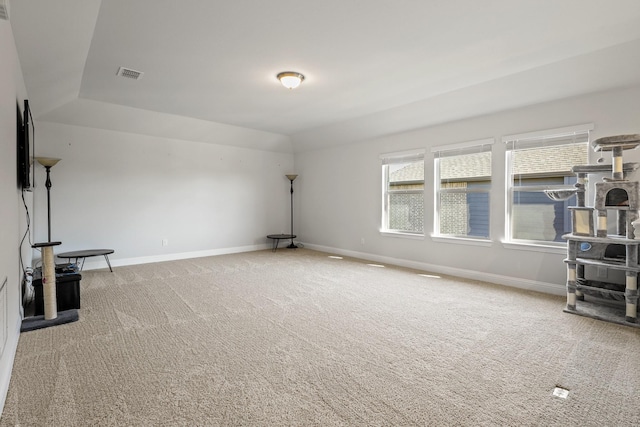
[560,134,640,328]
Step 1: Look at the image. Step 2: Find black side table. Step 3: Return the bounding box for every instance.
[57,249,114,272]
[267,234,296,252]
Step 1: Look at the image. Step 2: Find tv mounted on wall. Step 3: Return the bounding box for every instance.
[17,99,32,191]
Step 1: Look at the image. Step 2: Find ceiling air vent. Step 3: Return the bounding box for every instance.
[116,67,144,80]
[0,0,10,21]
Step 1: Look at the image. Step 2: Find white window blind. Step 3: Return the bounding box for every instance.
[504,124,592,245]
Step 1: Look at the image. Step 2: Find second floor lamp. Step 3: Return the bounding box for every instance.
[286,174,298,248]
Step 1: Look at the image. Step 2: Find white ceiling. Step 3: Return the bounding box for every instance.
[9,0,640,152]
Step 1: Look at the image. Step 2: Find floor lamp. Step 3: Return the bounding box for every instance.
[286,174,298,248]
[22,157,78,331]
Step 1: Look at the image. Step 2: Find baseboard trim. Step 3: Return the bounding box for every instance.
[302,243,565,296]
[78,243,271,271]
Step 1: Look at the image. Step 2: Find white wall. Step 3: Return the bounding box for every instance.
[32,122,295,268]
[294,85,640,294]
[0,19,31,413]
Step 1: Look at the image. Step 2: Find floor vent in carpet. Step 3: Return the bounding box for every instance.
[552,386,570,399]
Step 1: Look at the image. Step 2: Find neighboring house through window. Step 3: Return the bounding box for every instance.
[380,149,425,235]
[433,139,493,240]
[504,124,593,246]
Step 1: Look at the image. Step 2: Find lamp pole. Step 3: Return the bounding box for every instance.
[286,174,298,248]
[35,157,61,242]
[44,165,53,242]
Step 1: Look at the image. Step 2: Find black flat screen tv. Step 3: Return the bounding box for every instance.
[17,99,32,191]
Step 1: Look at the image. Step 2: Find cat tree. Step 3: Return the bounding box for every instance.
[555,134,640,327]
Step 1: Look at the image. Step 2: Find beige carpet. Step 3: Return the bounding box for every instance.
[2,249,639,426]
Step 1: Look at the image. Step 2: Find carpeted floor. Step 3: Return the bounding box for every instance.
[2,249,639,426]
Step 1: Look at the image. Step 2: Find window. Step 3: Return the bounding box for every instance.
[504,124,593,246]
[433,139,493,240]
[381,149,425,235]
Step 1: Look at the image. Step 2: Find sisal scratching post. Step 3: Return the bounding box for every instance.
[42,245,58,320]
[30,241,62,319]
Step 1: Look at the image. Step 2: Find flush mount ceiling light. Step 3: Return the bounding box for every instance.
[277,71,305,89]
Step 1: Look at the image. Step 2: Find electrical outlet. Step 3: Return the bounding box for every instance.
[162,239,168,246]
[361,238,365,245]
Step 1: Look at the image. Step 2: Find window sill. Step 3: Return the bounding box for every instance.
[502,241,566,254]
[380,231,425,240]
[431,235,492,247]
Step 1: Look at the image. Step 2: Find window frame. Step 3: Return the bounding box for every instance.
[380,149,426,237]
[432,138,494,243]
[503,123,593,249]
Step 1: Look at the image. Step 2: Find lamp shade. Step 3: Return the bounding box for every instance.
[286,174,298,182]
[35,157,61,167]
[277,72,304,89]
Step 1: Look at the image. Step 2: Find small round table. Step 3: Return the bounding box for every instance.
[57,249,114,272]
[266,234,296,252]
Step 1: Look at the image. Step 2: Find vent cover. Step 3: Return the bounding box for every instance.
[116,67,144,80]
[0,0,9,21]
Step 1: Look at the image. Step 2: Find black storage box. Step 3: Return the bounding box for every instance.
[32,266,82,315]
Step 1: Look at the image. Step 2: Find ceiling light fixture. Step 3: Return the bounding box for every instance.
[277,71,305,89]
